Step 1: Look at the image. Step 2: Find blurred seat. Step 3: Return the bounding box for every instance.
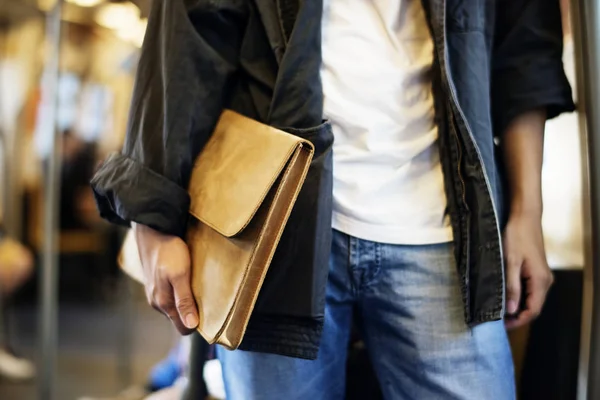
[27,186,104,255]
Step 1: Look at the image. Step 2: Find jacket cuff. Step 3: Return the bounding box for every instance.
[493,64,576,136]
[90,153,190,238]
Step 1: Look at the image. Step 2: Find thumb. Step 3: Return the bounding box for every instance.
[172,274,199,330]
[505,255,522,316]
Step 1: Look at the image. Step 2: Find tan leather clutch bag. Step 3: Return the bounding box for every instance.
[118,109,314,349]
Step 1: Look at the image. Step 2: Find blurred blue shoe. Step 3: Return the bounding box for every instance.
[148,342,182,391]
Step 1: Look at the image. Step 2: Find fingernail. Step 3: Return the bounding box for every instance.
[185,313,198,329]
[508,300,518,314]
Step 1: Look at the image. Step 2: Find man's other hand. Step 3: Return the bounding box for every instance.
[133,223,199,335]
[503,212,554,330]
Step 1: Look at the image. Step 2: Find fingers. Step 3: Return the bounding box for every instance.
[504,310,532,330]
[171,272,199,330]
[145,272,195,335]
[505,264,553,330]
[152,283,195,335]
[134,228,195,335]
[505,254,522,316]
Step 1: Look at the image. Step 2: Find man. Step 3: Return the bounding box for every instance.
[91,0,574,398]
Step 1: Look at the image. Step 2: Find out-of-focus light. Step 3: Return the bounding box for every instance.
[116,18,148,48]
[66,0,104,7]
[95,2,140,31]
[37,0,56,11]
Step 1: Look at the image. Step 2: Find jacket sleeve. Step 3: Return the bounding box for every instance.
[491,0,575,136]
[91,0,247,238]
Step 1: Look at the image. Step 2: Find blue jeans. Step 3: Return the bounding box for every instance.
[217,230,515,399]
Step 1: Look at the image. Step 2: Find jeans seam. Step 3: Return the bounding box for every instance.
[359,241,383,293]
[348,235,357,297]
[367,242,382,289]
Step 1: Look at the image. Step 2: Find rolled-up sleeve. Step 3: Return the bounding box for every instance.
[491,0,575,136]
[91,0,247,238]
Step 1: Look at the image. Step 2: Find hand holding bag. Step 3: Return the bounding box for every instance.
[118,110,314,349]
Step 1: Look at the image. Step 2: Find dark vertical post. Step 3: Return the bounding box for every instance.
[572,1,600,399]
[39,0,63,399]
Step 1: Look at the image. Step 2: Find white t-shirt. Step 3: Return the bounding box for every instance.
[542,38,584,270]
[321,0,452,245]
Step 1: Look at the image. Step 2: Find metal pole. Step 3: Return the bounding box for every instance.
[0,23,7,350]
[573,1,600,399]
[116,275,134,388]
[182,333,209,400]
[39,0,63,399]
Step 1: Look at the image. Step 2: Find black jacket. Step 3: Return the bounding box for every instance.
[91,0,574,359]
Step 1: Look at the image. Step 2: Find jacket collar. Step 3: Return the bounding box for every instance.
[277,0,299,43]
[275,0,446,45]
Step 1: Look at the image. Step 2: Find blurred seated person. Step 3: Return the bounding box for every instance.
[0,232,35,380]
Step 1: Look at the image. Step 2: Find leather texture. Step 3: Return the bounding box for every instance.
[118,110,314,349]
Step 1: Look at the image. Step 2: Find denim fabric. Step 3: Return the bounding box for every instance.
[217,230,515,400]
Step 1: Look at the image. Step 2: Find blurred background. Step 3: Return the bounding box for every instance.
[0,1,184,399]
[0,0,595,399]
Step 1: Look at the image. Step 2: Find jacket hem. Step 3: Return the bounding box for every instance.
[239,315,324,360]
[469,309,503,326]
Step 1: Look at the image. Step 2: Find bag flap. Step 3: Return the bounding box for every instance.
[188,110,312,238]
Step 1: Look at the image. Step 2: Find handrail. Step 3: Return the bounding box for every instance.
[572,1,600,399]
[38,1,63,399]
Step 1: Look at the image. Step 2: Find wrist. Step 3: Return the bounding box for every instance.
[132,222,177,244]
[509,200,543,220]
[508,187,542,217]
[132,222,158,239]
